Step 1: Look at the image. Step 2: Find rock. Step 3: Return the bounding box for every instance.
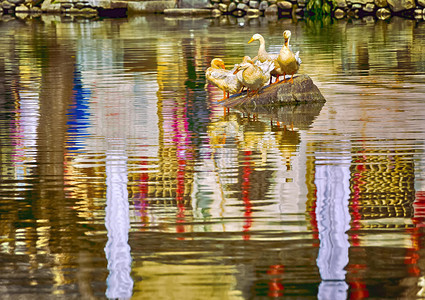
[351,0,372,4]
[364,2,375,11]
[277,0,292,9]
[334,7,345,17]
[259,0,268,9]
[246,8,261,14]
[246,7,260,15]
[61,2,73,9]
[268,0,277,4]
[374,0,387,7]
[8,0,24,4]
[387,0,414,12]
[80,7,96,13]
[164,8,213,15]
[15,3,28,11]
[352,3,362,8]
[2,1,15,9]
[228,1,236,11]
[335,0,347,7]
[265,3,277,13]
[28,6,41,12]
[376,7,390,18]
[128,1,174,13]
[211,8,221,16]
[237,2,249,10]
[414,8,422,13]
[419,0,425,7]
[249,0,259,8]
[222,0,231,4]
[221,75,326,108]
[218,3,227,12]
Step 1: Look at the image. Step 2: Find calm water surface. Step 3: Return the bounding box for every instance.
[1,14,425,299]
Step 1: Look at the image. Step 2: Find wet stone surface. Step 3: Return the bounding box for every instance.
[221,74,326,108]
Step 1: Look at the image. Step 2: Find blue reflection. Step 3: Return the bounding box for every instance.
[67,66,91,151]
[104,146,134,299]
[315,157,351,299]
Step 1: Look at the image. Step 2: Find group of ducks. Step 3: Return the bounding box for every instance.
[206,30,302,101]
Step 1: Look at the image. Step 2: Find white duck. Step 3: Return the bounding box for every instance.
[234,56,275,96]
[206,58,244,101]
[248,33,283,84]
[277,30,302,84]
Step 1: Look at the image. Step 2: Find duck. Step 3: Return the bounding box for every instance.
[206,58,244,101]
[248,33,283,84]
[233,56,275,96]
[277,30,302,84]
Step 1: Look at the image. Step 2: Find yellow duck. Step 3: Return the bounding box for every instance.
[234,56,275,96]
[277,30,301,84]
[248,33,284,84]
[206,58,244,101]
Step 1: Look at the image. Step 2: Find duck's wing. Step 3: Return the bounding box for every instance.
[255,59,275,74]
[268,53,278,61]
[208,69,231,80]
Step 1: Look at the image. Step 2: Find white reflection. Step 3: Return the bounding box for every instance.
[104,146,133,299]
[315,156,351,300]
[13,91,40,180]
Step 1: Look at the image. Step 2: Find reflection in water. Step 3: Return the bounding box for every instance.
[104,144,133,299]
[0,15,425,299]
[315,154,351,299]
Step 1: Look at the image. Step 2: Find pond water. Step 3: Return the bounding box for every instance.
[1,14,425,299]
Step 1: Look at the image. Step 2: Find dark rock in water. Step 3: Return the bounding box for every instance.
[221,74,326,108]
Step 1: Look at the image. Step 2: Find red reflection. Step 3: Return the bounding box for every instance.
[170,103,193,240]
[405,191,425,276]
[176,158,186,240]
[348,152,369,299]
[309,188,319,247]
[242,150,253,241]
[134,159,149,227]
[413,191,425,227]
[347,264,369,299]
[267,264,285,297]
[351,157,367,247]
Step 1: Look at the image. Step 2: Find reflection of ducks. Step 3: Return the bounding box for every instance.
[208,113,242,146]
[206,58,243,101]
[234,56,275,96]
[248,33,283,84]
[209,112,300,166]
[277,30,301,84]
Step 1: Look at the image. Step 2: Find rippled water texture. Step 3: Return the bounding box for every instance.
[1,15,425,299]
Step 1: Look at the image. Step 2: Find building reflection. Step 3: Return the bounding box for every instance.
[0,15,424,300]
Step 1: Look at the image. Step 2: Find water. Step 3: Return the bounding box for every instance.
[1,14,425,299]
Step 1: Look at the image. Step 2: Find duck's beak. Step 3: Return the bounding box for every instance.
[233,67,240,75]
[248,37,255,44]
[219,62,226,69]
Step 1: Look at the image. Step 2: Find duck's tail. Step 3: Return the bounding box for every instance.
[295,51,302,65]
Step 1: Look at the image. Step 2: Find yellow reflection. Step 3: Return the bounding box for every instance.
[132,261,243,300]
